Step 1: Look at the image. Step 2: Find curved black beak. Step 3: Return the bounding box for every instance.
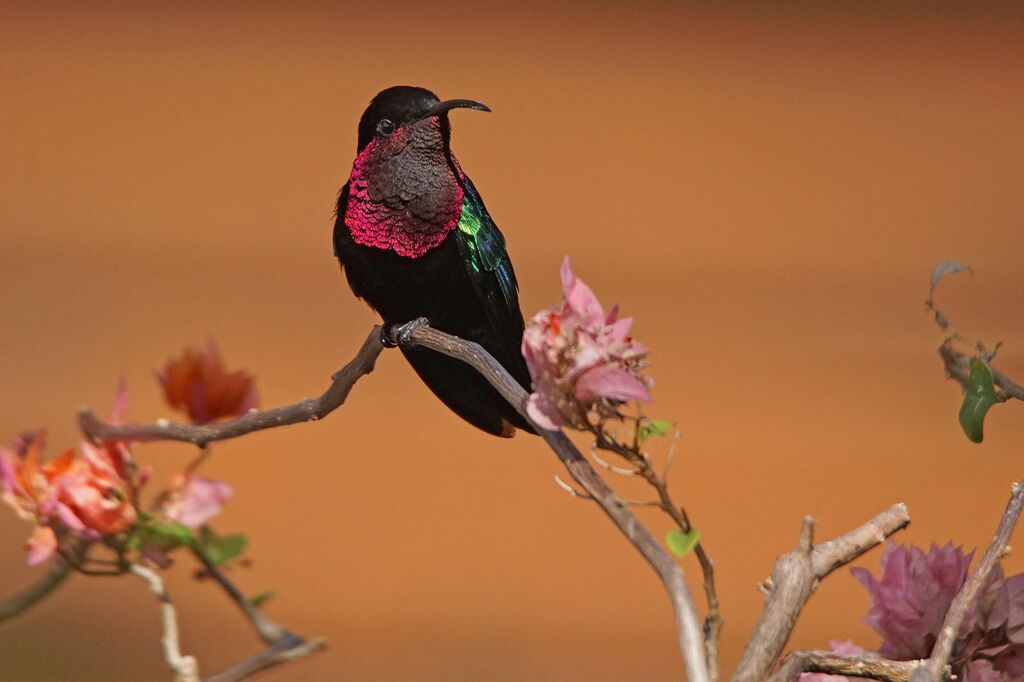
[416,98,490,123]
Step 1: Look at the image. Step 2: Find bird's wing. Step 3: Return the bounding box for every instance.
[454,174,525,362]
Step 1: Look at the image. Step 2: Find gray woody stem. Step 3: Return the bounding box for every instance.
[770,651,926,682]
[731,504,911,682]
[403,325,711,682]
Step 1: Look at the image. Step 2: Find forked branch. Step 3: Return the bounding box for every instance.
[732,504,911,682]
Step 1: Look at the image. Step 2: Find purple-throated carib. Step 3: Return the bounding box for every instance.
[333,86,534,436]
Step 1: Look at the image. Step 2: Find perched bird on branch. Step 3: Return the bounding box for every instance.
[333,86,534,436]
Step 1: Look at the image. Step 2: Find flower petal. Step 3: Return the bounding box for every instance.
[575,365,652,403]
[164,476,234,528]
[560,256,604,326]
[25,525,57,566]
[525,392,563,431]
[109,377,129,423]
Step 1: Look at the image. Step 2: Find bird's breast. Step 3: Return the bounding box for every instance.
[345,140,465,258]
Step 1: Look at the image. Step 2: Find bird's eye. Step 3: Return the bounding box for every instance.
[376,118,396,136]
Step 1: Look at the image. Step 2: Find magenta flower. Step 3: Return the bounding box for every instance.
[162,475,233,528]
[849,542,1024,679]
[522,257,651,430]
[851,542,972,659]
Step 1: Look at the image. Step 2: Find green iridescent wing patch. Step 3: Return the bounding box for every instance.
[454,174,522,359]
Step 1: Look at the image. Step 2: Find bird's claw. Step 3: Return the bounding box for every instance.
[381,317,430,348]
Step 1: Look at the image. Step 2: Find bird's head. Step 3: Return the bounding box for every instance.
[354,85,490,155]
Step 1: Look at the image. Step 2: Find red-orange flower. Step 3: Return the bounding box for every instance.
[0,434,141,565]
[157,340,258,424]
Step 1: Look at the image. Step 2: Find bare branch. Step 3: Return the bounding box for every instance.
[732,503,911,682]
[770,650,929,682]
[0,558,73,623]
[79,327,385,447]
[910,479,1024,682]
[192,548,284,644]
[131,564,200,682]
[405,325,711,682]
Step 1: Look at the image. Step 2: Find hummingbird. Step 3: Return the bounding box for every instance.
[333,86,534,437]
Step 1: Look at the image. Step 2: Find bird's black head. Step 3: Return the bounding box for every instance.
[355,85,489,152]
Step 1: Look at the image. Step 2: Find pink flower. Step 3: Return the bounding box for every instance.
[158,340,258,425]
[851,542,972,660]
[0,433,141,565]
[849,542,1024,678]
[162,475,233,528]
[521,257,652,430]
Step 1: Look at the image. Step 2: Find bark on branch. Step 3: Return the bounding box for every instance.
[770,651,925,682]
[731,504,911,682]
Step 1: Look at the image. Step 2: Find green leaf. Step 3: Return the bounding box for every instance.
[639,419,675,444]
[131,521,196,553]
[959,357,998,443]
[666,528,700,557]
[249,589,276,608]
[196,527,248,565]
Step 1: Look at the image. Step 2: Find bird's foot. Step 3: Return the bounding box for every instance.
[381,317,430,348]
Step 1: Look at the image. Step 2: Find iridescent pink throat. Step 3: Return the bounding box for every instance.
[344,126,465,259]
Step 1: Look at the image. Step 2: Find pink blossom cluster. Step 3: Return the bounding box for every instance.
[0,434,142,565]
[0,359,243,567]
[522,257,652,430]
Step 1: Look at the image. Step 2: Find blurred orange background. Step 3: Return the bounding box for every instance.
[2,2,1024,680]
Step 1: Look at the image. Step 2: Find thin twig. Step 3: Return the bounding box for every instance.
[0,558,74,622]
[553,475,660,506]
[131,564,200,682]
[405,324,711,682]
[192,548,283,644]
[189,548,326,682]
[589,445,638,475]
[910,479,1024,682]
[79,328,385,446]
[586,423,724,680]
[662,429,682,479]
[732,504,911,682]
[770,650,928,682]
